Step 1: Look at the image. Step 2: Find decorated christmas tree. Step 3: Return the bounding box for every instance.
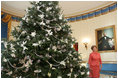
[1,1,88,78]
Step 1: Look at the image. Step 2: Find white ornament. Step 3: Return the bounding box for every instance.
[30,16,33,18]
[49,64,52,68]
[21,41,27,47]
[46,54,51,58]
[46,30,53,35]
[28,59,33,65]
[34,23,36,26]
[52,46,57,51]
[27,36,30,40]
[46,37,50,41]
[26,18,29,23]
[37,6,40,10]
[57,76,62,78]
[21,31,26,35]
[46,7,52,11]
[37,59,40,63]
[23,46,28,51]
[57,27,61,31]
[10,44,14,49]
[73,58,77,61]
[70,68,73,72]
[21,41,27,51]
[36,1,38,4]
[47,48,50,50]
[63,49,66,52]
[24,62,30,68]
[38,14,44,19]
[68,53,72,57]
[48,72,51,77]
[87,71,89,75]
[74,74,78,78]
[34,69,41,73]
[71,44,73,48]
[52,67,56,70]
[56,6,59,9]
[24,59,33,68]
[32,43,39,47]
[40,21,45,26]
[20,21,23,26]
[31,31,36,37]
[46,20,50,24]
[4,42,7,48]
[65,39,68,43]
[60,61,65,66]
[3,57,7,62]
[49,32,53,35]
[11,53,16,57]
[81,72,85,75]
[59,15,63,20]
[38,41,42,45]
[67,73,71,77]
[22,17,25,20]
[6,71,12,76]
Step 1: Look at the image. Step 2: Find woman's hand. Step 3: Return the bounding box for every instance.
[99,68,101,71]
[99,64,102,71]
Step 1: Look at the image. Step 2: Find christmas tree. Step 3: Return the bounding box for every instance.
[1,1,88,78]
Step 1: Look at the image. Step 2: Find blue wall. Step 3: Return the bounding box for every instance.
[87,63,117,75]
[1,21,8,49]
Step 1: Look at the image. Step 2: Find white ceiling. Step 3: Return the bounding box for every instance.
[1,1,115,17]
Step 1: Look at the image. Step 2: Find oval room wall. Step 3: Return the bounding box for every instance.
[69,10,117,63]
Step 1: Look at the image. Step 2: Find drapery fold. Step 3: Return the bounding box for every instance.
[1,12,21,40]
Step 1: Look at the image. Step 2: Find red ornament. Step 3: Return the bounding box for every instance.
[73,43,78,51]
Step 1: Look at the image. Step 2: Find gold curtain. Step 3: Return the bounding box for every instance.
[1,13,12,40]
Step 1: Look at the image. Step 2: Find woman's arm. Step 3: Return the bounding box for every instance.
[99,53,102,70]
[88,54,92,71]
[100,64,102,71]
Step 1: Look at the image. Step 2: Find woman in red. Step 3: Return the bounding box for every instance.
[88,45,102,78]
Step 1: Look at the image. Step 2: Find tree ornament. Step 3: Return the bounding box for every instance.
[34,23,36,26]
[40,21,45,26]
[38,14,44,19]
[37,6,40,10]
[3,57,7,62]
[32,43,39,47]
[49,64,52,68]
[37,59,40,63]
[31,31,36,37]
[52,67,56,70]
[38,41,41,45]
[6,71,12,76]
[57,76,62,78]
[67,73,71,77]
[81,72,85,75]
[46,7,52,11]
[11,53,16,58]
[34,69,41,73]
[3,42,7,48]
[74,74,78,78]
[70,68,73,72]
[60,61,65,66]
[59,14,63,20]
[52,46,57,51]
[48,72,51,77]
[46,30,53,36]
[46,20,50,24]
[21,31,26,35]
